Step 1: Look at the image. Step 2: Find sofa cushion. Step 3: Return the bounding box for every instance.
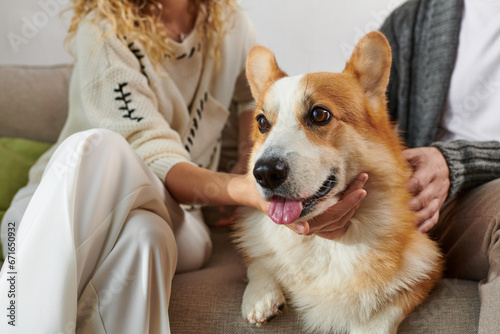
[0,65,71,143]
[0,137,52,259]
[169,228,479,333]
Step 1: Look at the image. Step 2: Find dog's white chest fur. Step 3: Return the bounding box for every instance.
[237,208,437,334]
[238,211,364,333]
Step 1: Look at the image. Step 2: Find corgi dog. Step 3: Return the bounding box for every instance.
[234,32,443,334]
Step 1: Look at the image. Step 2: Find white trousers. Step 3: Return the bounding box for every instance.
[0,129,212,334]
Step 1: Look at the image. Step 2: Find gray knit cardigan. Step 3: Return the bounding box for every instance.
[379,0,500,199]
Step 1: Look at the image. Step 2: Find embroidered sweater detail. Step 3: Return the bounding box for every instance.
[114,82,144,122]
[127,42,149,80]
[184,91,208,150]
[175,46,199,61]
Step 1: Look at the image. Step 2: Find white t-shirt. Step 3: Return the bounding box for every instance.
[439,0,500,142]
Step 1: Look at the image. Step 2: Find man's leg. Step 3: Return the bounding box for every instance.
[430,179,500,333]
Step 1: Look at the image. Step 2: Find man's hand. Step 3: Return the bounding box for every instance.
[403,147,450,233]
[286,173,368,240]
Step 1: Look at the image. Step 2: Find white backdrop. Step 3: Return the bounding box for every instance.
[0,0,73,66]
[239,0,406,74]
[0,0,406,73]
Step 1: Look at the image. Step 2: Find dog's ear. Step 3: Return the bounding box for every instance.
[246,46,287,99]
[344,31,391,101]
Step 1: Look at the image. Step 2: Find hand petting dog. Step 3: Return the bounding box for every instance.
[404,147,450,233]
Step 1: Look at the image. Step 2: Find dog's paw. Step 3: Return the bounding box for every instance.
[241,284,286,326]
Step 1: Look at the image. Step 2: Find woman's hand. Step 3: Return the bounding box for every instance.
[403,147,450,233]
[214,189,268,228]
[285,173,368,240]
[165,162,268,212]
[214,171,269,227]
[214,157,255,228]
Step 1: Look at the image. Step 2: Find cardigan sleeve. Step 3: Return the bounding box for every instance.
[432,140,500,199]
[81,65,193,182]
[74,22,192,182]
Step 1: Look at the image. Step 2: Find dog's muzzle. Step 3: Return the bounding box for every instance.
[253,155,338,224]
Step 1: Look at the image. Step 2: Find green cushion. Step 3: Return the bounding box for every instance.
[0,138,52,259]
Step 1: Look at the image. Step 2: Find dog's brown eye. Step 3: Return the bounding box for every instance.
[256,114,270,133]
[310,106,332,125]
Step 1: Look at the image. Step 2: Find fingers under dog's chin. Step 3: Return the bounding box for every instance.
[283,222,300,235]
[317,219,352,233]
[414,205,435,222]
[316,227,348,240]
[296,222,309,235]
[416,218,436,233]
[417,223,432,233]
[342,176,366,197]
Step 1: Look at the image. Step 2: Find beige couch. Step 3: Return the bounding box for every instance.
[0,65,480,333]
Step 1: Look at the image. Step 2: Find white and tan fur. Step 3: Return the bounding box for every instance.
[233,32,442,334]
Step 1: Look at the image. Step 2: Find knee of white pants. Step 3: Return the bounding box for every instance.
[42,128,160,194]
[52,129,130,166]
[66,129,124,145]
[120,209,178,272]
[174,211,213,273]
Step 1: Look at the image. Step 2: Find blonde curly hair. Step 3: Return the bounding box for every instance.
[65,0,238,67]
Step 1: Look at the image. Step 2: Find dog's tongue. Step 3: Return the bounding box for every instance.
[269,197,303,225]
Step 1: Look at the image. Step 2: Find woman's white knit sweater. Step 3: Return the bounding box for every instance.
[29,8,256,185]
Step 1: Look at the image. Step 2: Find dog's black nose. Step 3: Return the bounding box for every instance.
[253,157,289,189]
